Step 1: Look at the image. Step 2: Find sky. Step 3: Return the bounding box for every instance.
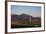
[11,5,41,17]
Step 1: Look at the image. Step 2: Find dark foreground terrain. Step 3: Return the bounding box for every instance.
[11,24,41,28]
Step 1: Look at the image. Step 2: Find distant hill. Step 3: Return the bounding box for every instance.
[11,13,32,20]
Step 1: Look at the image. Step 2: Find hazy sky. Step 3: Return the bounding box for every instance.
[11,5,41,17]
